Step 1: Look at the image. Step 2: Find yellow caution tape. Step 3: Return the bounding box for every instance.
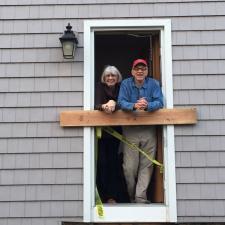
[103,126,164,173]
[96,127,102,139]
[95,127,104,218]
[95,187,104,218]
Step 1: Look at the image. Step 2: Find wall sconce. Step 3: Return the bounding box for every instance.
[59,23,78,59]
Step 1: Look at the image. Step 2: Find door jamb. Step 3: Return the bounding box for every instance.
[83,19,177,223]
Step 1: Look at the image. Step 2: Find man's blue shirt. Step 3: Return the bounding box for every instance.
[118,77,164,112]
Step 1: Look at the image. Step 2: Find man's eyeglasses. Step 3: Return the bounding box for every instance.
[133,67,147,72]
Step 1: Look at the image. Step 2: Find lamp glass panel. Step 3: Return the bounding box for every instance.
[62,41,74,58]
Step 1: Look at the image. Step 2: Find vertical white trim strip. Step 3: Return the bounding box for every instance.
[83,21,92,222]
[165,20,177,223]
[161,20,177,222]
[166,125,177,222]
[164,20,173,108]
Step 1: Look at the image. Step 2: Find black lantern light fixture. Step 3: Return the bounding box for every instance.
[59,23,78,59]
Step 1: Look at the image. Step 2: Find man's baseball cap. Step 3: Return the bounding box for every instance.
[132,59,147,68]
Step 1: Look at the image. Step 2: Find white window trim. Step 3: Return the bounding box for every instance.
[83,19,177,223]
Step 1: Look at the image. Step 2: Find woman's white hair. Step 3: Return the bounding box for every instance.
[101,65,122,83]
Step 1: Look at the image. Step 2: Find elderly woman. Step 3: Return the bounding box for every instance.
[95,65,127,203]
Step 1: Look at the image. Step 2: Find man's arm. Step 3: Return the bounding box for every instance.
[146,80,164,112]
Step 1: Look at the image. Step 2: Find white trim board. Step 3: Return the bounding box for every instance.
[83,19,177,223]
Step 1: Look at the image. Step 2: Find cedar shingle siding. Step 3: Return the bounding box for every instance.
[0,0,224,224]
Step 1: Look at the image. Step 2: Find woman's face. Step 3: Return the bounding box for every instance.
[104,73,118,87]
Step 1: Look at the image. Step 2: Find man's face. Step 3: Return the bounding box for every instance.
[131,64,148,84]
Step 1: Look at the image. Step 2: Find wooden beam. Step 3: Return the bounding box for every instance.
[60,108,197,127]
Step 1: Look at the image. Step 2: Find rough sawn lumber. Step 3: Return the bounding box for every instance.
[60,108,197,127]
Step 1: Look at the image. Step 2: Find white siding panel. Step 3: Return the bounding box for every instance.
[0,62,83,78]
[0,153,82,169]
[0,92,83,107]
[173,30,225,45]
[0,185,83,201]
[2,16,225,35]
[0,169,83,185]
[173,75,225,90]
[173,11,225,216]
[0,107,82,123]
[0,77,83,92]
[0,2,224,19]
[0,48,83,63]
[0,201,83,218]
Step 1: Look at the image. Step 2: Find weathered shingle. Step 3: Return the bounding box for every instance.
[40,6,54,18]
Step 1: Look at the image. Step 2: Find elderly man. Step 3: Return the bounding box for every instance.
[118,59,164,203]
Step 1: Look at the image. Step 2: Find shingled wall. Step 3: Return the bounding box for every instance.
[0,0,225,224]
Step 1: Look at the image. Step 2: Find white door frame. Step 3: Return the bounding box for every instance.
[83,19,177,223]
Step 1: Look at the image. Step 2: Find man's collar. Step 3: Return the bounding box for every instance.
[131,77,148,88]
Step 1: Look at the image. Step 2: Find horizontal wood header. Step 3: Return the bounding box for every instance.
[60,108,197,127]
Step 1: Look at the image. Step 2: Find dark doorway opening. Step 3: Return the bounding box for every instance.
[95,31,153,81]
[94,31,164,204]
